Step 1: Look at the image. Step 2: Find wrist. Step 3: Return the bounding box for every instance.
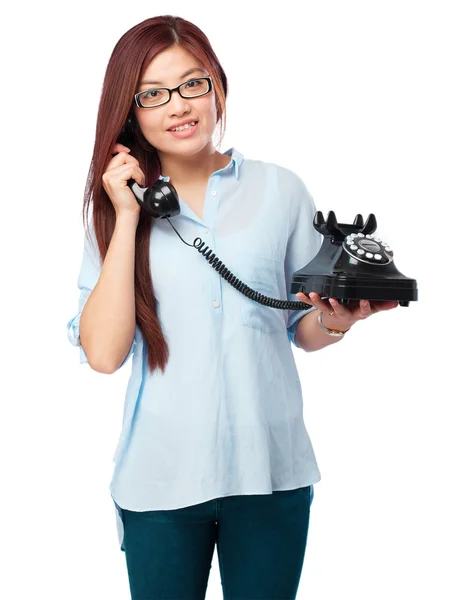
[116,210,140,225]
[319,311,352,334]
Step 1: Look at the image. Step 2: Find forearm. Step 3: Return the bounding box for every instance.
[80,212,139,372]
[294,309,347,352]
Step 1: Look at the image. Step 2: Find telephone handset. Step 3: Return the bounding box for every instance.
[115,125,417,312]
[116,119,182,221]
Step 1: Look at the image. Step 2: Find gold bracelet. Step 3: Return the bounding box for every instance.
[317,311,351,336]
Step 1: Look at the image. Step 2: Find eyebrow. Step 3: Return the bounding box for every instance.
[138,67,207,87]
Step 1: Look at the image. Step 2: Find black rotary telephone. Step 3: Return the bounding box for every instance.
[290,211,418,307]
[116,127,418,313]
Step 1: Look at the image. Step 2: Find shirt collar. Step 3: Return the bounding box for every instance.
[223,147,243,179]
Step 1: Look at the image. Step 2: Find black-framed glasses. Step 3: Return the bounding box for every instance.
[134,76,213,108]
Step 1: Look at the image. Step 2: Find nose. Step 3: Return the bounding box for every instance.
[168,89,191,115]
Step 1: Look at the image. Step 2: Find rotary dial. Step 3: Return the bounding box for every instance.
[343,233,393,265]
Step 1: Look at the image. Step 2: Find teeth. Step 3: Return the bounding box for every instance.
[170,121,197,132]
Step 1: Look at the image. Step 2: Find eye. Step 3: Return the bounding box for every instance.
[142,89,162,99]
[183,78,202,90]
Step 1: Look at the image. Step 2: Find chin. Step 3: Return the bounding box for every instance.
[162,138,212,155]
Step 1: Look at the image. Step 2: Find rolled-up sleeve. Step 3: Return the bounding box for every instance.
[67,223,136,367]
[284,173,323,348]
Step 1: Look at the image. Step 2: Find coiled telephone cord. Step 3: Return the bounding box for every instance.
[166,219,311,311]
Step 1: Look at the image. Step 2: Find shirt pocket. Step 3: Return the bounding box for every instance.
[235,251,286,334]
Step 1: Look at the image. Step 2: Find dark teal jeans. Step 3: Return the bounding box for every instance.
[118,484,314,599]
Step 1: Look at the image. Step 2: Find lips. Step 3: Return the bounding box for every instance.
[167,120,198,131]
[167,121,199,139]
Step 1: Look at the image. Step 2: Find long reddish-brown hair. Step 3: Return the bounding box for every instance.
[81,15,228,374]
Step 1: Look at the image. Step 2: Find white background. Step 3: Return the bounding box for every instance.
[1,1,469,598]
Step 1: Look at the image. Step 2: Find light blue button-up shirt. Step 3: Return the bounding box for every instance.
[67,147,321,551]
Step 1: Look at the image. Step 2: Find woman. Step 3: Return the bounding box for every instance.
[67,14,398,599]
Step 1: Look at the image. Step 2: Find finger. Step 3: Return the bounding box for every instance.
[373,300,399,311]
[109,151,139,165]
[137,167,146,186]
[295,292,315,306]
[359,299,373,318]
[103,162,145,186]
[105,151,139,175]
[112,143,130,155]
[308,292,334,313]
[327,298,347,317]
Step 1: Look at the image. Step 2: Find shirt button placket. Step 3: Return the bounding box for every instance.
[208,186,221,313]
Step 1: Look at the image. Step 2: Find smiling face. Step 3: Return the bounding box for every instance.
[133,45,219,158]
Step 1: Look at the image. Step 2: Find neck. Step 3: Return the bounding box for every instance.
[158,144,230,186]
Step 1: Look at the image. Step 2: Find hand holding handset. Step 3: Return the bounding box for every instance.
[102,143,146,217]
[113,121,181,218]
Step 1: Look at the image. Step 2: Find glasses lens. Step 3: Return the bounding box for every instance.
[139,88,170,108]
[180,78,209,98]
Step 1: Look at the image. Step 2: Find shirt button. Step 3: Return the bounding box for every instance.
[211,190,217,196]
[213,300,220,308]
[204,228,209,234]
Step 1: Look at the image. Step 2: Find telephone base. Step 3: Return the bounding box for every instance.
[290,273,418,305]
